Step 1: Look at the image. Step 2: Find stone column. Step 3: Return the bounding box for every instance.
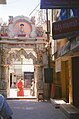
[5,65,9,97]
[0,46,9,97]
[0,65,9,97]
[34,64,44,98]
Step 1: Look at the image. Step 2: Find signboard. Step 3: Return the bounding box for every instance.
[40,0,79,9]
[52,16,79,40]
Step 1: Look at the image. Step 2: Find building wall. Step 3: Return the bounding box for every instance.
[61,61,67,100]
[51,9,79,109]
[68,57,73,104]
[72,56,79,108]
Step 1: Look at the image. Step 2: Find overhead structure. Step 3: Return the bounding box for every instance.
[0,0,6,4]
[40,0,79,9]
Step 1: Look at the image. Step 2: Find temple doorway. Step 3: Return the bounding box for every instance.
[0,15,48,99]
[9,57,36,98]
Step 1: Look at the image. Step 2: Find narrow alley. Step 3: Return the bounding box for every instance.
[7,99,68,119]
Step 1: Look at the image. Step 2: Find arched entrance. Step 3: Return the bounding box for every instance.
[0,15,48,99]
[0,43,47,98]
[8,48,37,98]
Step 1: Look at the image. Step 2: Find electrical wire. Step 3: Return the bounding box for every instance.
[29,3,40,16]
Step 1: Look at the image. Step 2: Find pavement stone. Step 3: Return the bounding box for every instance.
[7,99,68,119]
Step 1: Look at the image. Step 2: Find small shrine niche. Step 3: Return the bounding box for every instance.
[8,16,37,38]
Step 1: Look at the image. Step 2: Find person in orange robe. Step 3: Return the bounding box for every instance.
[16,78,24,96]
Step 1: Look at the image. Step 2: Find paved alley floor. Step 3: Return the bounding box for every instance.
[9,88,36,98]
[7,99,68,119]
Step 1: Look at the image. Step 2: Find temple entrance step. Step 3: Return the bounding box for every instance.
[50,98,66,108]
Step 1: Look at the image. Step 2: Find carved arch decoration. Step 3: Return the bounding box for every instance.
[6,48,37,65]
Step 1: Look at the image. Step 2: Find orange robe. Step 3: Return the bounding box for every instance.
[16,80,24,96]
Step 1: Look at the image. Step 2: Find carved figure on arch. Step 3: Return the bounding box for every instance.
[31,16,36,25]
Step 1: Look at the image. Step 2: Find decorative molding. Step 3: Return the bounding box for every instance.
[7,48,37,64]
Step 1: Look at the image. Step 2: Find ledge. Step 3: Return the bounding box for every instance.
[60,104,79,119]
[50,98,66,108]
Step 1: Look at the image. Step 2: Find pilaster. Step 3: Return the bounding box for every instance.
[34,64,44,98]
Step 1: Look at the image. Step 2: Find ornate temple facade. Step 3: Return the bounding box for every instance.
[0,15,49,98]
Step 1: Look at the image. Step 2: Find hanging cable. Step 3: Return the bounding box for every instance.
[29,3,40,16]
